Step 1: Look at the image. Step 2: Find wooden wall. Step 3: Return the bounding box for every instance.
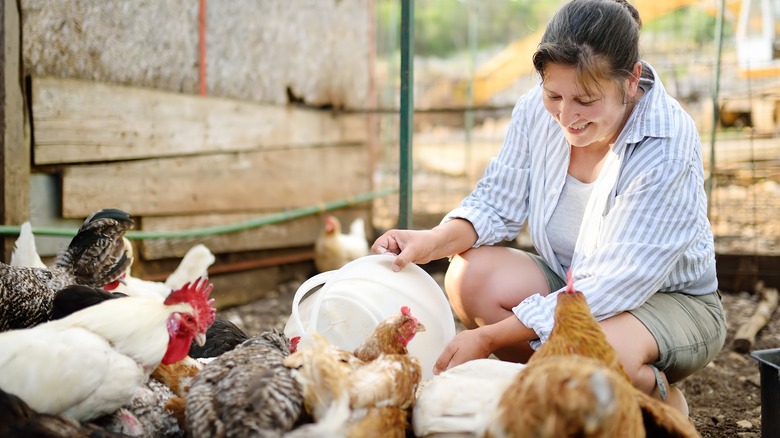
[30,76,371,260]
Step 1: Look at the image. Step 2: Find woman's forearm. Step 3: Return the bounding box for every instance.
[481,314,538,351]
[430,218,479,260]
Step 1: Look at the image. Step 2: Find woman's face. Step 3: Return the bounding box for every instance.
[541,63,638,149]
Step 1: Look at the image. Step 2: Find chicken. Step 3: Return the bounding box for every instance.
[484,271,701,438]
[91,377,183,438]
[412,358,526,437]
[526,270,628,380]
[285,333,421,437]
[109,240,216,300]
[0,387,129,438]
[313,215,370,273]
[185,329,304,438]
[0,208,133,331]
[284,308,426,437]
[353,305,426,361]
[187,315,249,359]
[488,355,644,438]
[0,277,216,421]
[10,221,47,269]
[50,285,127,321]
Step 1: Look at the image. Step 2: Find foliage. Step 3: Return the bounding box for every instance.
[376,0,562,57]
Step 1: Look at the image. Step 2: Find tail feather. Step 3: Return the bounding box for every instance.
[10,222,46,269]
[54,209,134,287]
[164,244,216,290]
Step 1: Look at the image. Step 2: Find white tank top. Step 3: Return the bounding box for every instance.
[546,174,595,271]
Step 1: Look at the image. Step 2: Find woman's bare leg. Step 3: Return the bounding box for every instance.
[444,246,551,362]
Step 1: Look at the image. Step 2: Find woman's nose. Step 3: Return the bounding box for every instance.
[558,102,580,126]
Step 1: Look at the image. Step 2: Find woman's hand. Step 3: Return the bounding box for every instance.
[371,229,440,271]
[433,327,493,375]
[371,219,478,272]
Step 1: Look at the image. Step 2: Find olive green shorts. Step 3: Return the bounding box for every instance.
[527,251,727,384]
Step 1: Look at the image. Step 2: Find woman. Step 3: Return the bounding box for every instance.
[372,0,726,416]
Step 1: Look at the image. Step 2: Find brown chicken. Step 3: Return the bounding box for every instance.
[0,208,133,332]
[492,355,644,437]
[485,271,701,438]
[353,305,426,361]
[285,308,425,437]
[527,270,629,380]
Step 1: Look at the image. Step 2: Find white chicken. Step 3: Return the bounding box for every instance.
[412,358,526,437]
[110,239,216,300]
[10,221,47,269]
[0,278,216,422]
[313,215,370,273]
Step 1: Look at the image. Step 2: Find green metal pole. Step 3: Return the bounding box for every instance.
[707,0,725,215]
[399,0,414,229]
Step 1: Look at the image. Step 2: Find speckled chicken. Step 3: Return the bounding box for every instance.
[0,208,133,331]
[185,329,304,438]
[484,271,701,438]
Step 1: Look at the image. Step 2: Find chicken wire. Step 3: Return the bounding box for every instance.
[370,1,780,257]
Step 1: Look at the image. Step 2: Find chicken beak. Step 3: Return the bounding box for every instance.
[195,333,207,346]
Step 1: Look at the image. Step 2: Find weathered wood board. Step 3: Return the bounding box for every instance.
[61,144,370,218]
[137,208,368,260]
[31,76,367,165]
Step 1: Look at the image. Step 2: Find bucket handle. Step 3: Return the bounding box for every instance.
[290,270,338,335]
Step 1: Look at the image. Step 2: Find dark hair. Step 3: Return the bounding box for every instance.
[532,0,642,100]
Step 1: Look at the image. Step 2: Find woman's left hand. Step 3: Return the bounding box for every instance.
[433,327,492,375]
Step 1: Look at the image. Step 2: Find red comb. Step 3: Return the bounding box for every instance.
[164,277,216,331]
[401,306,411,316]
[289,336,301,353]
[565,269,575,294]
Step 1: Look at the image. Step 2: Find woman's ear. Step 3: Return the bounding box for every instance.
[627,61,642,99]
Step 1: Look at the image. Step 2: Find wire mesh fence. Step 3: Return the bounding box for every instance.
[370,0,780,257]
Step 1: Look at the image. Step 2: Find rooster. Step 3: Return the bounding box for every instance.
[313,215,370,273]
[0,277,216,422]
[484,271,701,438]
[0,208,133,331]
[185,329,304,438]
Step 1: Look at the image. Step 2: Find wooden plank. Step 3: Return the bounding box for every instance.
[1,0,28,262]
[62,144,369,218]
[138,207,369,260]
[31,76,367,165]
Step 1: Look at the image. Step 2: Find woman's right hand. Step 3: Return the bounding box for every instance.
[371,228,439,272]
[372,219,478,272]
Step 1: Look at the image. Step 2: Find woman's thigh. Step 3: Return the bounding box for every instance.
[444,246,553,328]
[628,291,726,383]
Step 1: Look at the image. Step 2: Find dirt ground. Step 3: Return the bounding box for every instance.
[218,264,776,438]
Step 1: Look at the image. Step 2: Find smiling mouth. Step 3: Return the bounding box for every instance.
[568,122,590,133]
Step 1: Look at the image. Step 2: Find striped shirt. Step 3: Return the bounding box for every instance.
[442,61,717,346]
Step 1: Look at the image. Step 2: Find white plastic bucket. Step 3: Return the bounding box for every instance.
[284,254,456,380]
